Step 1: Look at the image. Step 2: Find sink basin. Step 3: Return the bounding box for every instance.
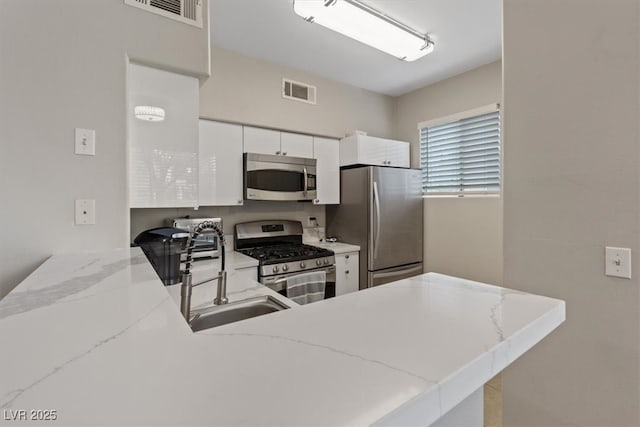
[190,295,290,332]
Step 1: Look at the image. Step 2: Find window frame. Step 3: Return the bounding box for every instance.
[418,103,501,198]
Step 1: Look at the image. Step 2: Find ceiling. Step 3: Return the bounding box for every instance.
[209,0,502,97]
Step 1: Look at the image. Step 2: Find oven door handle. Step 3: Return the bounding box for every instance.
[266,266,336,285]
[303,167,308,193]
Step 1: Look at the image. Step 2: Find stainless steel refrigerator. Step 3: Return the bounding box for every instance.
[327,166,423,289]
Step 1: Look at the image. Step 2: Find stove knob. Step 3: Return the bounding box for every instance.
[272,266,279,273]
[282,265,289,272]
[316,259,322,266]
[300,262,306,268]
[323,259,329,265]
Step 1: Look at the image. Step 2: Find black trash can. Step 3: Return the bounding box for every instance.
[134,227,190,285]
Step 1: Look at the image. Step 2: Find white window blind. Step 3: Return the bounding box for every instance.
[420,109,500,195]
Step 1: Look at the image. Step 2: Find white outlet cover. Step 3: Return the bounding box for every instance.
[75,128,95,156]
[75,199,96,225]
[605,246,631,279]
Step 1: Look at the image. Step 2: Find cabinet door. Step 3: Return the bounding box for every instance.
[281,132,313,158]
[385,139,411,168]
[243,126,281,155]
[128,63,199,208]
[199,120,244,206]
[357,136,389,167]
[313,137,340,204]
[336,252,359,296]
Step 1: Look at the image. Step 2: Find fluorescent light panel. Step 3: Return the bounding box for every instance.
[293,0,433,62]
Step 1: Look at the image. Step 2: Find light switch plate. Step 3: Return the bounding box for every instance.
[605,246,631,279]
[75,199,96,225]
[75,128,95,156]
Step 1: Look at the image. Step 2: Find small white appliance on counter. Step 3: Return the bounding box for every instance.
[169,217,222,260]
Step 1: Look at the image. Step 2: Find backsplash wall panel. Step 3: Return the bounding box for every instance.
[130,202,325,242]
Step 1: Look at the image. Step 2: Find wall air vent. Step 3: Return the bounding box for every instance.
[283,78,317,105]
[124,0,202,28]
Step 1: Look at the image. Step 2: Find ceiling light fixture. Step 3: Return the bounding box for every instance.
[134,106,166,122]
[293,0,434,62]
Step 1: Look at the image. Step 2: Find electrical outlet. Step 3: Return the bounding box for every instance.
[75,128,95,156]
[307,216,317,227]
[605,246,631,279]
[75,199,96,225]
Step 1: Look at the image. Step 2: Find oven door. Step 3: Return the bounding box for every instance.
[261,266,336,300]
[244,153,317,201]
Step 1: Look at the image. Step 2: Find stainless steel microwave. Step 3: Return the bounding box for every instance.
[244,153,317,201]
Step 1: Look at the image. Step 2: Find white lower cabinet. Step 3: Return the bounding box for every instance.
[235,266,257,282]
[335,251,359,296]
[199,120,244,206]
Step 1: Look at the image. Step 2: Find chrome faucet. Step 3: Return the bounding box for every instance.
[180,220,228,324]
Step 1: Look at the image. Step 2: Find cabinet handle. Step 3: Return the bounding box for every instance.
[345,255,349,259]
[345,270,349,274]
[282,152,287,156]
[238,200,243,204]
[276,150,281,155]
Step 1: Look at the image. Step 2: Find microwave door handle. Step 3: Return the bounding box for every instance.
[303,167,308,193]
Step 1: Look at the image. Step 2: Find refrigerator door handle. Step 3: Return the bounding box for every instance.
[373,264,423,279]
[373,181,381,260]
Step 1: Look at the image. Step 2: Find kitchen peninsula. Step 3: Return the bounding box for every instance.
[0,248,564,426]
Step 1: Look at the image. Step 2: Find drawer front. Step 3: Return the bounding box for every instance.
[336,252,359,296]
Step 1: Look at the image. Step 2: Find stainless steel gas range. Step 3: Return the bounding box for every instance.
[234,220,336,299]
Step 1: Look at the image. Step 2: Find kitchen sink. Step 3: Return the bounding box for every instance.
[190,295,290,332]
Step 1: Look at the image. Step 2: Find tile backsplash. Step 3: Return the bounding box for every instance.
[130,201,326,243]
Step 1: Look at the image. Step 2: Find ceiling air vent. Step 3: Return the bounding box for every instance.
[283,78,317,105]
[124,0,203,28]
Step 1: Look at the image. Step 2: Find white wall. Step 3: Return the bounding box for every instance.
[200,47,395,139]
[131,46,396,237]
[503,1,640,425]
[0,1,210,298]
[393,61,503,285]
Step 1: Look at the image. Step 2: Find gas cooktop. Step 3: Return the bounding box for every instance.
[238,243,334,265]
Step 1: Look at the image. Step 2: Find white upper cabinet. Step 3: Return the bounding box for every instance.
[243,126,281,155]
[128,63,199,208]
[199,120,244,206]
[280,132,313,158]
[340,134,410,168]
[313,136,340,205]
[243,126,313,158]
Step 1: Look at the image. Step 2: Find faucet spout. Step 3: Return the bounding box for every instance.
[213,270,228,305]
[180,221,228,324]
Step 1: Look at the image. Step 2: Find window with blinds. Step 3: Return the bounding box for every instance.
[420,109,500,195]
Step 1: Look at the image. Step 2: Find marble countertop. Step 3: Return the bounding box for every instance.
[201,248,258,270]
[0,248,564,426]
[306,240,361,254]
